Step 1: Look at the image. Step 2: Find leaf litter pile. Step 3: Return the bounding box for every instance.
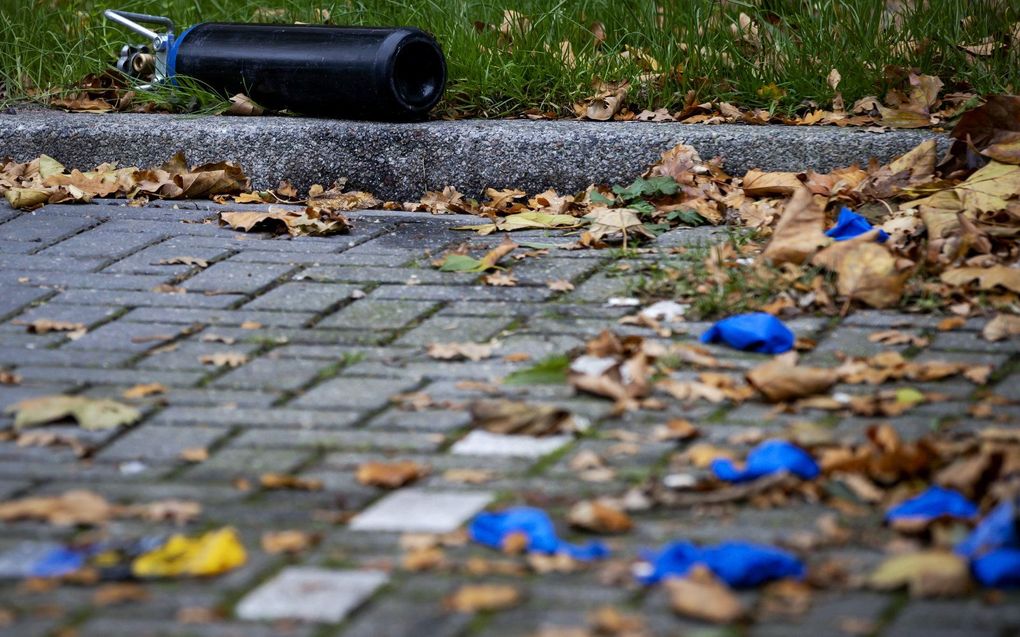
[1,98,1020,627]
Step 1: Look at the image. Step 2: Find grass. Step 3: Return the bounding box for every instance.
[1,0,1018,117]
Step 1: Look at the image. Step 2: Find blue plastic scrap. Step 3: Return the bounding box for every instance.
[28,547,86,578]
[700,312,795,354]
[825,207,890,243]
[638,540,804,587]
[957,498,1020,588]
[469,507,609,561]
[885,486,979,525]
[711,440,820,483]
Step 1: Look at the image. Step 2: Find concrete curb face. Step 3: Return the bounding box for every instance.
[0,110,947,200]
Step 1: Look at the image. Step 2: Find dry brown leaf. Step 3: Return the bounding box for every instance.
[868,330,929,347]
[198,352,248,368]
[259,473,323,491]
[427,341,496,362]
[567,500,633,534]
[868,551,971,598]
[16,319,87,336]
[121,383,167,400]
[982,314,1020,341]
[813,238,912,308]
[941,266,1020,294]
[746,358,838,403]
[157,256,209,268]
[937,316,966,331]
[0,370,20,385]
[468,399,576,436]
[261,530,319,554]
[0,490,113,525]
[442,468,494,484]
[665,566,744,623]
[760,188,830,265]
[445,584,522,612]
[742,170,803,196]
[219,208,350,237]
[403,546,446,571]
[547,279,575,292]
[93,583,149,606]
[483,271,518,286]
[179,447,209,463]
[356,460,429,489]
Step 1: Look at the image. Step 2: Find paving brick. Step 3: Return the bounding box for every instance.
[291,377,419,411]
[0,212,99,244]
[135,341,263,371]
[0,254,106,272]
[180,260,295,294]
[318,299,440,330]
[395,314,514,347]
[151,406,361,428]
[297,265,461,285]
[9,303,121,327]
[64,320,194,352]
[50,289,245,308]
[9,271,173,291]
[212,356,329,391]
[0,285,51,320]
[230,429,442,452]
[103,241,233,275]
[348,489,493,533]
[13,366,204,388]
[243,281,356,312]
[373,283,554,302]
[120,306,314,328]
[37,229,164,258]
[96,424,228,462]
[182,448,308,480]
[235,567,388,622]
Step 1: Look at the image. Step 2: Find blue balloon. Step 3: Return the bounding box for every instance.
[957,497,1020,588]
[469,507,609,561]
[971,549,1020,589]
[638,540,804,587]
[712,439,820,483]
[885,486,978,525]
[700,312,795,354]
[825,207,890,243]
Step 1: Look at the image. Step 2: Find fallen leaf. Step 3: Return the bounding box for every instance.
[746,358,839,402]
[261,530,319,554]
[445,584,522,612]
[813,238,912,308]
[567,500,633,534]
[403,546,446,571]
[219,208,350,237]
[483,271,518,286]
[157,256,209,268]
[868,551,970,598]
[941,266,1020,294]
[356,460,429,489]
[427,341,496,362]
[982,314,1020,341]
[665,566,744,623]
[468,399,576,436]
[199,352,248,368]
[226,93,264,116]
[442,468,494,484]
[5,395,141,430]
[16,319,87,335]
[547,279,575,291]
[583,207,653,247]
[179,447,209,463]
[259,473,322,491]
[0,490,113,525]
[937,317,966,331]
[240,321,262,330]
[742,170,803,196]
[760,188,830,265]
[121,383,167,399]
[868,330,929,347]
[93,583,150,606]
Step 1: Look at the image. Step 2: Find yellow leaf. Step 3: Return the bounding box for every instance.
[445,584,521,612]
[868,551,970,598]
[5,395,141,430]
[132,527,246,578]
[955,161,1020,213]
[5,188,51,210]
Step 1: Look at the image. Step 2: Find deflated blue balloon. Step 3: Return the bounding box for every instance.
[711,440,819,483]
[700,312,795,354]
[885,486,979,525]
[638,540,804,587]
[957,498,1020,588]
[972,549,1020,589]
[469,507,609,561]
[28,547,85,578]
[825,207,890,243]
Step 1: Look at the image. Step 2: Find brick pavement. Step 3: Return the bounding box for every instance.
[0,200,1016,637]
